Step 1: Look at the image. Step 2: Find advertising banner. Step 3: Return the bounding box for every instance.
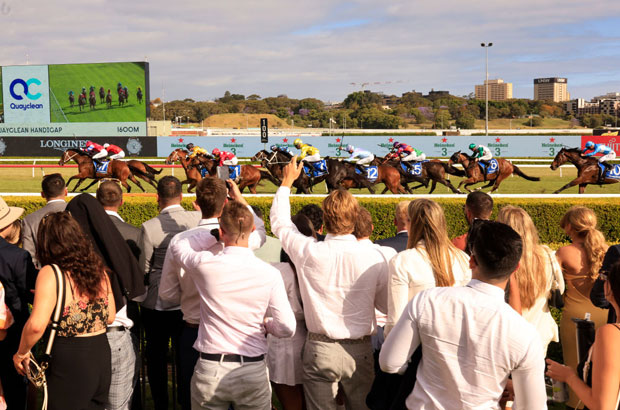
[0,136,156,157]
[0,62,148,137]
[157,135,582,158]
[581,134,620,155]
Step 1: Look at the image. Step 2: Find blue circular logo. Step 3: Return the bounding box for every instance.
[9,78,42,101]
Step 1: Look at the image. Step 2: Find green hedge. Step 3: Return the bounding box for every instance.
[6,196,620,244]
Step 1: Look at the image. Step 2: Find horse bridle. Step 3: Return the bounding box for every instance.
[62,150,78,164]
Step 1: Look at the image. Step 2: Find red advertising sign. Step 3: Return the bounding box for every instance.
[581,133,620,154]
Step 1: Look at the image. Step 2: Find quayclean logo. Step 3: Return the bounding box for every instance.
[9,78,44,111]
[2,65,51,124]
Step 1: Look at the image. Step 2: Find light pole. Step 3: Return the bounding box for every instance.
[481,42,493,136]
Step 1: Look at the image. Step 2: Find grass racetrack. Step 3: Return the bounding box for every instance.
[1,162,619,195]
[48,62,146,123]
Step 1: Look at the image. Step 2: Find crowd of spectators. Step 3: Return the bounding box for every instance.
[0,160,619,410]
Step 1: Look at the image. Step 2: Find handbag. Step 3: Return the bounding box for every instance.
[545,249,564,309]
[26,264,66,410]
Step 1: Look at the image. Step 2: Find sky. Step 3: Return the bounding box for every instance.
[1,0,620,103]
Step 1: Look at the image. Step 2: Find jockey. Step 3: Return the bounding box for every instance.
[469,143,493,167]
[344,144,375,173]
[186,143,209,159]
[583,141,616,182]
[393,141,425,171]
[293,138,320,163]
[212,148,238,166]
[104,143,125,160]
[83,140,107,166]
[270,144,291,154]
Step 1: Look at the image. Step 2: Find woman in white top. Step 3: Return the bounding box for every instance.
[496,206,565,353]
[386,198,471,334]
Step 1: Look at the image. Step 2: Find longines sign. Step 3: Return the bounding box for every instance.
[0,136,156,156]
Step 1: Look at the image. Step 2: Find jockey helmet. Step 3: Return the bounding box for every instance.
[212,148,221,157]
[469,143,477,150]
[186,143,194,151]
[270,145,278,151]
[585,141,595,149]
[294,138,303,148]
[345,144,354,153]
[393,141,400,148]
[103,143,109,148]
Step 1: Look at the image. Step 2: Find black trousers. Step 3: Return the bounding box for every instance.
[47,334,111,410]
[141,308,183,410]
[0,322,28,410]
[178,324,199,410]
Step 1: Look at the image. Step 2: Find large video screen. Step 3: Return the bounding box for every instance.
[0,62,149,137]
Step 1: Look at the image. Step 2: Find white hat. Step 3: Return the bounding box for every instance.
[0,197,24,231]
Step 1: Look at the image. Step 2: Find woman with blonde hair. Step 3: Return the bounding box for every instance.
[496,206,564,353]
[556,206,609,409]
[386,198,471,334]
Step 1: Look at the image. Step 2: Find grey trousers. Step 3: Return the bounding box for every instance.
[105,330,140,410]
[303,338,374,410]
[191,357,271,410]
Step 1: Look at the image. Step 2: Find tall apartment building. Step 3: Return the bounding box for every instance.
[564,98,600,116]
[474,79,513,101]
[534,77,569,102]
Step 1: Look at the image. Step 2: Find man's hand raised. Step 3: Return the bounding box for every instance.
[282,156,304,188]
[227,179,248,206]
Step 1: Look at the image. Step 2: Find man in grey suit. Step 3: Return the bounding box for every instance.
[374,200,410,252]
[139,176,201,410]
[21,173,67,267]
[96,180,143,410]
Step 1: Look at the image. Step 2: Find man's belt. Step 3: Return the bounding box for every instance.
[308,332,371,344]
[199,352,264,363]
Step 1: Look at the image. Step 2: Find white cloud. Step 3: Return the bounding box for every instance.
[1,0,619,101]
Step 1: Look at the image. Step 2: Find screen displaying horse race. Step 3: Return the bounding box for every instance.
[0,61,149,137]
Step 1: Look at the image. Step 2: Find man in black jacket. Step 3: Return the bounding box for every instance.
[0,197,37,410]
[375,201,410,252]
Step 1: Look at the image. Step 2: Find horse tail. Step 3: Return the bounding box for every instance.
[128,164,152,179]
[512,165,540,181]
[142,162,163,175]
[441,162,466,177]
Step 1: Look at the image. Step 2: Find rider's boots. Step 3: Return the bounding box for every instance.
[600,162,612,183]
[479,159,489,181]
[355,163,366,175]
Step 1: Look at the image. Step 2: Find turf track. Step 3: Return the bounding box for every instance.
[48,62,146,123]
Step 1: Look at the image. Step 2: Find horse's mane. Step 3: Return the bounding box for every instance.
[68,149,89,157]
[563,147,582,154]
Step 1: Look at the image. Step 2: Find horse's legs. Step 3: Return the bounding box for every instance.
[579,183,587,194]
[128,174,145,192]
[71,178,88,192]
[80,179,99,192]
[66,175,80,191]
[438,178,461,194]
[553,178,583,194]
[120,179,131,193]
[428,180,437,194]
[489,174,509,193]
[187,180,197,193]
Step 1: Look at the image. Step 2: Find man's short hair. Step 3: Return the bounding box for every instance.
[469,220,522,281]
[353,207,373,239]
[395,201,411,225]
[41,173,66,199]
[96,180,123,208]
[195,178,227,218]
[220,200,254,239]
[157,176,182,200]
[465,191,494,219]
[298,204,323,232]
[322,189,359,235]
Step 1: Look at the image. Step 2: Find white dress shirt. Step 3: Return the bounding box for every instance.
[360,239,397,328]
[171,231,295,357]
[270,186,390,340]
[159,209,266,325]
[380,280,547,410]
[386,242,471,334]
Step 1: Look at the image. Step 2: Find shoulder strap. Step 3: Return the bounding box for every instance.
[44,264,66,358]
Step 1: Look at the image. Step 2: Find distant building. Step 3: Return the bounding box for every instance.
[564,98,600,116]
[425,89,450,99]
[534,77,569,102]
[600,99,620,116]
[474,79,513,101]
[593,92,620,102]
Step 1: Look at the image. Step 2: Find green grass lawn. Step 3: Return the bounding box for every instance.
[1,163,619,195]
[48,62,146,123]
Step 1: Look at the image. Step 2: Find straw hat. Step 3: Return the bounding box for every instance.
[0,197,24,231]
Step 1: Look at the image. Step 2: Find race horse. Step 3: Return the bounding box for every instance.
[68,93,75,107]
[127,160,162,189]
[106,91,113,108]
[137,88,143,104]
[89,94,97,110]
[99,87,105,104]
[78,93,87,111]
[196,153,279,193]
[449,151,540,193]
[59,149,145,193]
[550,147,620,193]
[379,154,465,194]
[166,149,202,193]
[252,150,328,194]
[118,89,126,107]
[336,160,405,194]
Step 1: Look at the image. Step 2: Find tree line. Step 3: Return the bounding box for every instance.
[149,90,593,129]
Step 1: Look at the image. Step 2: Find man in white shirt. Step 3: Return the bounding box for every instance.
[270,157,390,410]
[380,220,547,410]
[96,181,141,410]
[170,200,295,409]
[138,176,201,410]
[159,177,266,410]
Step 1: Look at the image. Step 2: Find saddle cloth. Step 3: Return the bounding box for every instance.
[478,159,499,175]
[303,160,328,178]
[354,165,379,183]
[95,161,110,174]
